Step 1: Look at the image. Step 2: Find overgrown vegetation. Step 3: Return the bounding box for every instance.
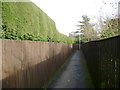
[74,1,119,43]
[99,17,119,39]
[74,15,119,43]
[75,15,99,43]
[2,2,74,43]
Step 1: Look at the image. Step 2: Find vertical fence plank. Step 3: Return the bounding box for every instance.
[1,39,79,88]
[0,39,2,89]
[81,35,120,88]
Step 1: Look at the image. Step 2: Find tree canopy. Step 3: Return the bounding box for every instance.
[76,15,98,43]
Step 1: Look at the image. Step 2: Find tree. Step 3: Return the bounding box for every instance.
[99,16,119,39]
[76,15,98,42]
[97,0,119,39]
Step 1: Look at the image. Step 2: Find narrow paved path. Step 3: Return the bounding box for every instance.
[48,50,87,88]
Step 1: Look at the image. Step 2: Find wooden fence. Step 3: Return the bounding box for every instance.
[81,35,120,88]
[1,39,79,88]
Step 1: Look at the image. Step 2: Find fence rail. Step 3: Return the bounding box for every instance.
[1,39,79,88]
[81,35,120,88]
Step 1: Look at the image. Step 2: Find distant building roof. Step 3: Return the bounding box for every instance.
[69,32,78,40]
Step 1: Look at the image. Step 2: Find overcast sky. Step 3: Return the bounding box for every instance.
[31,0,119,36]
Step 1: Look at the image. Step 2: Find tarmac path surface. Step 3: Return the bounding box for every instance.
[48,50,88,88]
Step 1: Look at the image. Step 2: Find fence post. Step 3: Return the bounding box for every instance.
[0,39,2,89]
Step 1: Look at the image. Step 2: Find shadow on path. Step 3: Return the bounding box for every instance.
[47,50,89,88]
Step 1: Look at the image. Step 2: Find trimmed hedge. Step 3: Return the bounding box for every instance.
[2,2,75,43]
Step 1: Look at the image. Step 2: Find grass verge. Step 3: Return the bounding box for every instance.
[80,50,94,88]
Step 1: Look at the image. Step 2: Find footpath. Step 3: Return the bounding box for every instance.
[47,50,93,88]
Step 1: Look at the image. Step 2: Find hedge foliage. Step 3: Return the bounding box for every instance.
[2,2,75,43]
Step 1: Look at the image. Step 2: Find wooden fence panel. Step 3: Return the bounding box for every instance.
[81,35,120,88]
[1,39,78,88]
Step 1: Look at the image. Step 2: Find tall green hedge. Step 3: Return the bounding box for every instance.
[2,2,75,43]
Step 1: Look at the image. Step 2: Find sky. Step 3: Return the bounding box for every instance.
[31,0,120,36]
